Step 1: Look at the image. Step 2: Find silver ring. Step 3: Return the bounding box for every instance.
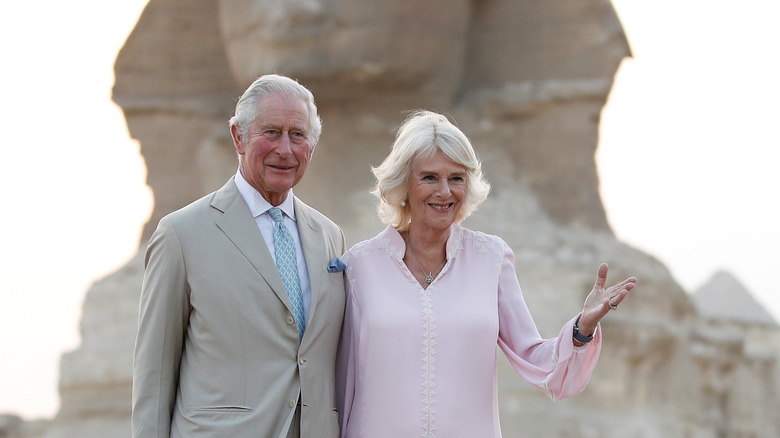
[609,302,618,310]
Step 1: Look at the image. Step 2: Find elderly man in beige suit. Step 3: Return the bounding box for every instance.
[132,74,346,438]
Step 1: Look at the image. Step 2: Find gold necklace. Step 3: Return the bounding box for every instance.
[407,242,445,284]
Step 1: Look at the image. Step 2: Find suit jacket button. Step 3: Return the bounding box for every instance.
[298,358,305,365]
[286,316,295,325]
[289,399,296,408]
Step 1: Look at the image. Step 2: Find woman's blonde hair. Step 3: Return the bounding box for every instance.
[372,110,491,231]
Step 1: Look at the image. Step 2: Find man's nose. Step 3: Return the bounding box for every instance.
[275,131,294,156]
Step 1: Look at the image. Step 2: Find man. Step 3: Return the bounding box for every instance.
[132,74,346,438]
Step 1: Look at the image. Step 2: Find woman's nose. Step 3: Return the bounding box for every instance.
[436,180,451,196]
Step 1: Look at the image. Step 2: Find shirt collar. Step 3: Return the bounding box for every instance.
[234,169,296,221]
[382,224,462,261]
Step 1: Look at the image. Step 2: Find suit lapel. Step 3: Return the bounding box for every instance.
[294,198,326,329]
[212,178,292,311]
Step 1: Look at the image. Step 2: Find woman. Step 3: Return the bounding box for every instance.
[336,111,636,437]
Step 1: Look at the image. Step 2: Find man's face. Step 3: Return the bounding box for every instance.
[232,94,314,205]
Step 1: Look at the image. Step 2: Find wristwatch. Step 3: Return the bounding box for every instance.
[572,317,594,344]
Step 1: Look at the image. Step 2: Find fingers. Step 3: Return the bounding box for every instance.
[588,263,637,313]
[606,277,637,310]
[609,279,637,294]
[607,288,628,309]
[595,263,608,289]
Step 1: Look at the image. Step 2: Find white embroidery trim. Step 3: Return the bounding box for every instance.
[420,286,437,437]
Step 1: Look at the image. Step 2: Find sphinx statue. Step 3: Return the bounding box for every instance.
[27,1,778,437]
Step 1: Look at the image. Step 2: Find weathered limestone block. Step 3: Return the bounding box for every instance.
[218,0,471,105]
[0,415,48,438]
[112,0,242,243]
[39,254,143,438]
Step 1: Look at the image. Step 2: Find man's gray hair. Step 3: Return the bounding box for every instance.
[229,74,322,146]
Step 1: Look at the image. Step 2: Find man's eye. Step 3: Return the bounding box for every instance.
[290,131,309,145]
[264,129,279,136]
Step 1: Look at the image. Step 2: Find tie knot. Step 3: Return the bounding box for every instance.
[268,207,284,223]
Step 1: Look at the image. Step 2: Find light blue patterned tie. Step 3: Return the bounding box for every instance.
[268,207,305,339]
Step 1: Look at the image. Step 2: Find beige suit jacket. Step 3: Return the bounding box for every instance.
[132,178,346,438]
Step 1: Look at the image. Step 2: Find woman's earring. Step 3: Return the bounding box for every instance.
[400,197,407,207]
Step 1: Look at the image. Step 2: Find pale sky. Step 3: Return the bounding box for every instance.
[0,0,778,421]
[600,0,780,320]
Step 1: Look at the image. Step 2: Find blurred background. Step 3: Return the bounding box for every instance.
[0,0,777,427]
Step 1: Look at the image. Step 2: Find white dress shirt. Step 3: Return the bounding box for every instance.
[234,169,312,319]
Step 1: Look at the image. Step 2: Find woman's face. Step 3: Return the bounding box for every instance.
[407,150,467,233]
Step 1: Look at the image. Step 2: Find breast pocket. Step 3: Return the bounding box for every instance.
[328,271,346,288]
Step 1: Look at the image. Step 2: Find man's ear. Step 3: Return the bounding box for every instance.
[231,124,244,155]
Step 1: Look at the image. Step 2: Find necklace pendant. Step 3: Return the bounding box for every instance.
[425,273,434,284]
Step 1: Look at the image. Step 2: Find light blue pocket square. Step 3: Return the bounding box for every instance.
[327,258,347,273]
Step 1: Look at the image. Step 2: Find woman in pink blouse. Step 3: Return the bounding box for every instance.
[335,111,637,438]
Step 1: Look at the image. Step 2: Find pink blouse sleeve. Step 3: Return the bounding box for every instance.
[495,238,602,401]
